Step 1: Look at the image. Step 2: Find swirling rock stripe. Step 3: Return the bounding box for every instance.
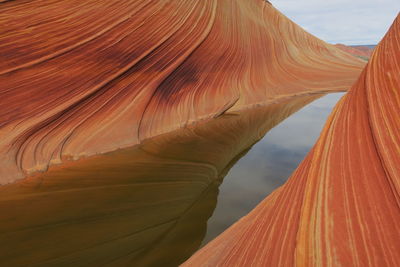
[183,14,400,267]
[0,0,363,184]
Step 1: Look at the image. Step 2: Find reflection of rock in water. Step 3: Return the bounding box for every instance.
[0,94,320,266]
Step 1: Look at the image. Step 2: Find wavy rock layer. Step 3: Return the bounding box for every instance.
[0,94,318,266]
[0,0,363,184]
[184,14,400,267]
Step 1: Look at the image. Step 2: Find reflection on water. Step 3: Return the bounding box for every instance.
[0,93,339,266]
[202,93,345,244]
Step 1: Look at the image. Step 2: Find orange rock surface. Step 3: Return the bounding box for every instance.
[0,0,363,184]
[335,43,374,60]
[184,14,400,267]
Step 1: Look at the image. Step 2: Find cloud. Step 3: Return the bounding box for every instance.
[270,0,400,45]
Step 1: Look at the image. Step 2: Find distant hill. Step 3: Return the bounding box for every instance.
[335,44,376,61]
[352,44,376,49]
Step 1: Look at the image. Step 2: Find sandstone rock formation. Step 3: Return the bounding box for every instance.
[184,14,400,267]
[0,94,319,266]
[0,0,364,184]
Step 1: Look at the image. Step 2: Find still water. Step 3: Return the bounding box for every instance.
[0,93,344,266]
[202,92,344,245]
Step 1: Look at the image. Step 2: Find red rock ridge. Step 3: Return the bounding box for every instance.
[0,0,364,184]
[183,14,400,267]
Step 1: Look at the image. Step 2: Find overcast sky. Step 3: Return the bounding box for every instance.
[271,0,400,45]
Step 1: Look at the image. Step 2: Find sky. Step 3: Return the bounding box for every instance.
[271,0,400,45]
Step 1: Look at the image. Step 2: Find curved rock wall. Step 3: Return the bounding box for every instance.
[0,0,363,184]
